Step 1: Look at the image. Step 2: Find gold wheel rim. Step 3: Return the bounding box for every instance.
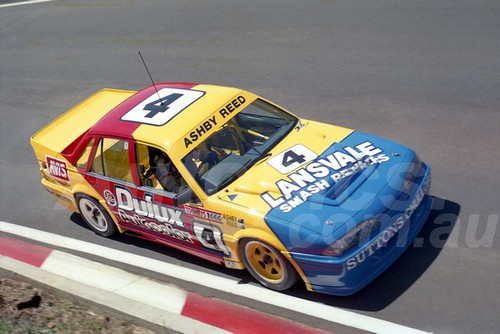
[245,241,284,283]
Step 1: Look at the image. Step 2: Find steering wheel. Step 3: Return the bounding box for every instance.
[197,151,219,176]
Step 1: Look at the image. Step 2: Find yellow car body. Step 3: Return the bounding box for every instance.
[31,83,432,295]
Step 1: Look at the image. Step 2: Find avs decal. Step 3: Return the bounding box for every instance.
[121,88,204,126]
[114,186,193,243]
[261,141,390,213]
[46,155,69,182]
[184,205,223,223]
[267,144,318,174]
[192,221,231,257]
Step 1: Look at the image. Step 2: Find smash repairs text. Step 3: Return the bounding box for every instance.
[261,142,390,213]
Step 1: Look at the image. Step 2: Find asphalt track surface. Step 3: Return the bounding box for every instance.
[0,1,499,333]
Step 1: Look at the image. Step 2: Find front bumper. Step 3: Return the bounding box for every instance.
[291,162,432,296]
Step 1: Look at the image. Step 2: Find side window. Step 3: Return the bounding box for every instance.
[135,143,188,194]
[76,138,95,169]
[91,138,133,183]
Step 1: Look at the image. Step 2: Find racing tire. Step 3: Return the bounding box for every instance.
[76,195,117,237]
[240,238,298,291]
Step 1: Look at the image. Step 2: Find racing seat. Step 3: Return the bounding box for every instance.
[136,144,161,188]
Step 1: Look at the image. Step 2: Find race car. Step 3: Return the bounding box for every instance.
[30,82,432,295]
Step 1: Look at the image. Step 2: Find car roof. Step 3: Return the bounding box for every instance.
[88,82,252,154]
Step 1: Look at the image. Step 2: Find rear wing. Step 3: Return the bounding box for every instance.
[30,89,135,163]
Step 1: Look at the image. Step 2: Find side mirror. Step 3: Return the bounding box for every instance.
[175,186,200,206]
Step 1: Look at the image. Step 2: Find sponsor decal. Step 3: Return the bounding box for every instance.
[119,209,193,243]
[346,183,427,271]
[222,213,237,222]
[192,221,231,256]
[46,156,69,182]
[223,214,245,229]
[184,95,246,148]
[103,189,116,206]
[115,186,193,243]
[183,115,217,148]
[261,141,390,213]
[115,186,184,227]
[218,96,246,119]
[227,194,238,201]
[114,186,192,242]
[185,205,223,223]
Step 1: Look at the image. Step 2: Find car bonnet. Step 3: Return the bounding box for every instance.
[220,125,416,249]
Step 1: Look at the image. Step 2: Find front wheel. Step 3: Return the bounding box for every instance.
[240,239,298,291]
[76,195,117,237]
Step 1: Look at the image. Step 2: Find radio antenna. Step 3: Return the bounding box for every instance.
[138,51,165,110]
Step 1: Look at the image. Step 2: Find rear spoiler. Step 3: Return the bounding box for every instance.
[30,89,135,163]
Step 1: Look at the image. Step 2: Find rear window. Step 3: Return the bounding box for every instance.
[76,138,95,169]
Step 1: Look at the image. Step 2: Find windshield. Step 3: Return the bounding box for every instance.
[182,98,297,195]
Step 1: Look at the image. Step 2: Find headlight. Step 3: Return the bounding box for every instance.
[322,218,379,256]
[403,155,421,192]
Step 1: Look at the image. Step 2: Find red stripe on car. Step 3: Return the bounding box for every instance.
[88,82,198,139]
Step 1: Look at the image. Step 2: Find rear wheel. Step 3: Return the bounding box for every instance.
[240,239,298,291]
[76,195,117,237]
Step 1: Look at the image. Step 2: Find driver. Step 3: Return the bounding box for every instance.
[155,155,181,193]
[183,145,219,177]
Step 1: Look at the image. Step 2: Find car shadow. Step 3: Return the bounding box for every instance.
[70,196,460,312]
[69,212,249,277]
[282,196,461,311]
